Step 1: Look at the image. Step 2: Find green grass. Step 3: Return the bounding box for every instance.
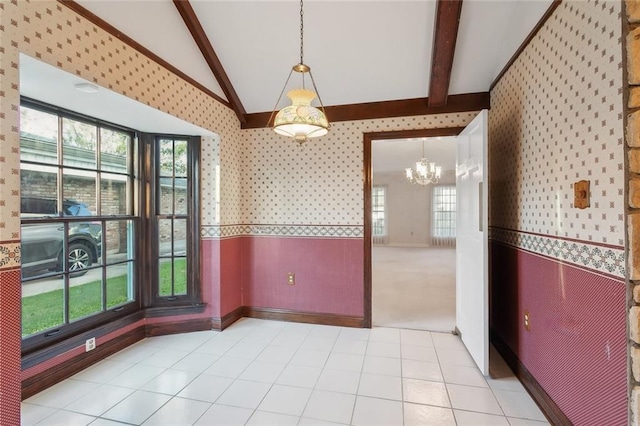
[22,258,186,337]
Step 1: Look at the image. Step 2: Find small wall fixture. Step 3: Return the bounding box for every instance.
[74,82,99,93]
[269,0,329,146]
[574,180,590,209]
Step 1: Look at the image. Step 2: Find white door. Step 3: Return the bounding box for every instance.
[455,109,489,375]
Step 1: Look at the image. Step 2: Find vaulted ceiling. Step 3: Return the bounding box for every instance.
[65,0,556,127]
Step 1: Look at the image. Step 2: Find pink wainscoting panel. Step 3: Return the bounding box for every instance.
[242,237,364,317]
[201,238,221,318]
[220,237,243,317]
[0,268,22,426]
[491,242,627,426]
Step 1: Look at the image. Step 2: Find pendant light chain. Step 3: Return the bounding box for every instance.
[300,0,304,65]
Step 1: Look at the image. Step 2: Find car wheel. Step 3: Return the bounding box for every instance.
[68,243,92,276]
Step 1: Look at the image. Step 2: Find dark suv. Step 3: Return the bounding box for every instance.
[21,198,102,277]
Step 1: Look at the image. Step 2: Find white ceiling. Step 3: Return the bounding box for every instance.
[372,136,457,174]
[75,0,553,114]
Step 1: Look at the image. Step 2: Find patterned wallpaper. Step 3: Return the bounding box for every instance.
[239,112,477,227]
[489,0,624,248]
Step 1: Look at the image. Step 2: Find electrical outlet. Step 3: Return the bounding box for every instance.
[85,337,96,352]
[287,272,295,286]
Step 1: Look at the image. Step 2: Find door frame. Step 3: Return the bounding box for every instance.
[363,127,465,327]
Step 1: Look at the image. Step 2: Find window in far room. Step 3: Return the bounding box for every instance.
[432,185,456,245]
[372,186,386,237]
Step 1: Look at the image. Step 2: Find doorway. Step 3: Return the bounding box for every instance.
[363,128,463,332]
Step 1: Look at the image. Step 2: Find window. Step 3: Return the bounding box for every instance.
[372,186,386,236]
[20,100,202,354]
[432,186,456,242]
[142,134,201,307]
[20,101,136,346]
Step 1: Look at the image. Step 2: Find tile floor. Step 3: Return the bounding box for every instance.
[22,318,550,425]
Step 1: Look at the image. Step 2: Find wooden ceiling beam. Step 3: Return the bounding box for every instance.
[428,0,463,108]
[242,92,489,130]
[173,0,247,124]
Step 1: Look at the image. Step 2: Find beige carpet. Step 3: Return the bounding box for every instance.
[372,246,456,332]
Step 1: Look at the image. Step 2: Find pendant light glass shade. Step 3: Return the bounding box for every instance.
[273,89,329,143]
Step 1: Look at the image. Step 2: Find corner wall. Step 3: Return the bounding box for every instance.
[488,1,626,424]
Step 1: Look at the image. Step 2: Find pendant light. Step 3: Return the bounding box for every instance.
[269,0,329,145]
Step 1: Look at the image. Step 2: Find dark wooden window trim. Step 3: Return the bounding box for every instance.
[140,134,202,309]
[363,127,465,328]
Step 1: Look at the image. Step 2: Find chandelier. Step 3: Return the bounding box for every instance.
[406,141,442,185]
[269,0,329,146]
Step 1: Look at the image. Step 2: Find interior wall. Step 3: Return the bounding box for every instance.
[373,170,455,246]
[239,115,475,316]
[0,2,243,422]
[488,1,626,424]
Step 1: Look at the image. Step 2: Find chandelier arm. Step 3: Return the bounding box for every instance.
[308,70,330,128]
[268,68,295,127]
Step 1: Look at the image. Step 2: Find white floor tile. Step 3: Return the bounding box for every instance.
[177,374,233,403]
[271,331,308,348]
[404,402,456,426]
[298,418,347,426]
[432,333,467,351]
[302,390,356,424]
[402,344,438,362]
[447,384,504,415]
[71,360,134,384]
[487,375,527,393]
[366,341,401,358]
[64,384,133,416]
[276,364,321,388]
[202,356,251,378]
[25,379,99,409]
[362,355,401,377]
[141,369,198,395]
[332,339,367,355]
[257,384,312,416]
[289,349,330,368]
[315,369,360,394]
[21,403,57,425]
[224,341,267,360]
[101,390,171,425]
[238,360,286,383]
[89,419,130,425]
[309,325,342,339]
[351,396,403,426]
[255,345,297,363]
[436,348,477,367]
[36,409,96,425]
[324,352,364,372]
[357,373,402,400]
[507,417,551,425]
[170,352,219,373]
[138,349,190,368]
[402,359,443,382]
[194,336,239,356]
[301,336,337,352]
[400,329,434,347]
[494,389,547,421]
[141,397,210,425]
[108,342,160,364]
[440,363,489,388]
[108,364,165,389]
[338,327,370,341]
[245,410,299,426]
[369,327,400,343]
[216,379,272,409]
[402,378,450,407]
[194,404,253,426]
[454,410,510,425]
